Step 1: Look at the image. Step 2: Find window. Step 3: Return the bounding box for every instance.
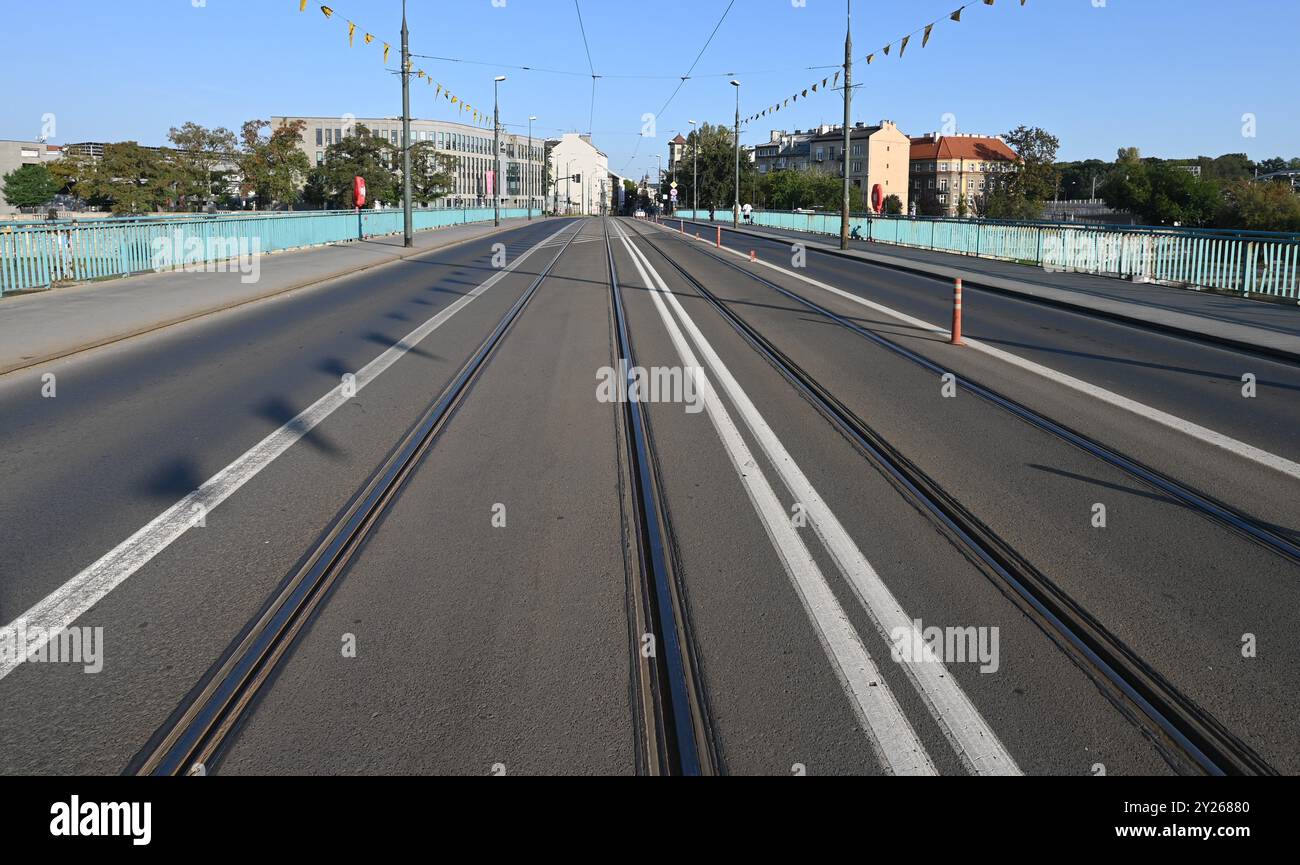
[316,128,323,146]
[939,179,948,191]
[939,162,948,172]
[316,151,324,165]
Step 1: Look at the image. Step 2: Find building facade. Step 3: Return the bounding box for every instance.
[0,140,64,214]
[909,133,1019,217]
[272,115,546,210]
[807,121,910,213]
[546,133,610,216]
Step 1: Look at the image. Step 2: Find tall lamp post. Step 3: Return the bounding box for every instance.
[689,119,698,217]
[731,79,741,228]
[840,0,853,250]
[493,75,506,227]
[528,115,537,220]
[656,154,663,215]
[400,0,413,247]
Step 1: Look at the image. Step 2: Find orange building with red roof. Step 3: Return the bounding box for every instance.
[909,133,1020,217]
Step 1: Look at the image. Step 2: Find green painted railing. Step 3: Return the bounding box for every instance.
[0,208,541,296]
[675,210,1300,300]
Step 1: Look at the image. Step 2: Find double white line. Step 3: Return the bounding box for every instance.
[612,221,1019,776]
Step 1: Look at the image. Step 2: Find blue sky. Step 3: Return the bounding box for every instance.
[7,0,1297,179]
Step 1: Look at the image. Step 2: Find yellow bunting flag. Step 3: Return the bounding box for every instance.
[900,35,909,57]
[952,7,963,21]
[383,43,390,64]
[300,0,308,10]
[320,5,333,18]
[348,22,356,46]
[923,23,934,47]
[866,53,874,64]
[364,33,374,45]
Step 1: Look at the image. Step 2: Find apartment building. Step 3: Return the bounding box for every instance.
[808,120,910,213]
[273,115,547,210]
[909,132,1019,217]
[0,140,63,214]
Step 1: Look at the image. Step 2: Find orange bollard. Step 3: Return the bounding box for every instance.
[716,226,722,249]
[750,250,757,262]
[680,220,685,233]
[950,278,964,346]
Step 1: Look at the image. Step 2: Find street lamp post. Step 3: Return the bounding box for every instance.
[528,115,537,220]
[689,119,698,217]
[656,154,663,215]
[840,0,853,250]
[400,0,413,247]
[493,75,506,227]
[731,80,741,228]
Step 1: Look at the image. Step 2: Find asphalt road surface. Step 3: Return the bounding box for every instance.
[2,216,1296,776]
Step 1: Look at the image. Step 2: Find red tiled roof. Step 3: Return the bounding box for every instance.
[670,134,688,144]
[910,136,1018,162]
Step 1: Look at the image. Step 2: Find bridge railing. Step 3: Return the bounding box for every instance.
[0,207,540,297]
[674,210,1300,300]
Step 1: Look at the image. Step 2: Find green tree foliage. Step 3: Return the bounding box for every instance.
[166,122,237,210]
[882,194,903,215]
[409,140,457,206]
[1217,180,1300,232]
[668,122,757,213]
[83,142,171,214]
[316,125,399,207]
[755,170,864,212]
[238,119,311,210]
[2,163,60,209]
[1099,159,1222,227]
[983,125,1059,220]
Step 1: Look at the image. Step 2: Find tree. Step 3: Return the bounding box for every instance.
[47,150,96,200]
[983,125,1058,220]
[669,122,757,214]
[1256,157,1288,175]
[83,142,171,214]
[238,119,311,210]
[1099,158,1221,227]
[882,194,903,215]
[2,164,60,209]
[167,122,237,210]
[1217,180,1300,232]
[314,125,399,208]
[408,140,457,206]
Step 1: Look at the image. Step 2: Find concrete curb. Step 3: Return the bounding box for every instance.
[674,219,1300,364]
[0,220,548,378]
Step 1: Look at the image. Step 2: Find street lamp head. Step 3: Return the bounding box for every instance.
[689,119,697,125]
[529,115,538,121]
[495,75,507,83]
[730,80,740,88]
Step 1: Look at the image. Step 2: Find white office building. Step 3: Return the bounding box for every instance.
[273,115,547,210]
[546,133,610,216]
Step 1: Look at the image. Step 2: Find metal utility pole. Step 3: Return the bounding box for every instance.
[401,0,413,247]
[494,75,506,227]
[840,0,853,250]
[731,80,741,227]
[689,119,699,217]
[528,115,537,220]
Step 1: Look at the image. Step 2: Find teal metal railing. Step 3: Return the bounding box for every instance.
[673,210,1300,300]
[0,208,541,296]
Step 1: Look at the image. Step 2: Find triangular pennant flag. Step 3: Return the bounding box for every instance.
[866,53,874,64]
[299,0,308,11]
[951,7,964,22]
[900,35,910,57]
[833,70,840,86]
[883,43,891,55]
[811,83,818,93]
[383,43,390,64]
[923,23,934,47]
[347,22,356,47]
[822,77,828,88]
[364,33,374,45]
[320,5,333,18]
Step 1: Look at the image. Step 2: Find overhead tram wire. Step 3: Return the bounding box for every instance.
[620,0,737,175]
[573,0,599,134]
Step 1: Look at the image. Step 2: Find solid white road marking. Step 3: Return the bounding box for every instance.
[621,224,1021,775]
[0,223,577,683]
[620,222,1020,775]
[663,222,1300,483]
[613,221,937,775]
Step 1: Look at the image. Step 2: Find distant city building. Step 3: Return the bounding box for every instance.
[0,140,64,214]
[668,133,687,175]
[810,121,910,213]
[273,115,547,210]
[1256,169,1300,191]
[909,132,1019,217]
[546,133,609,216]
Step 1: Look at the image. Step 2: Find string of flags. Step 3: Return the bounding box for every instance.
[741,0,1027,125]
[301,2,493,128]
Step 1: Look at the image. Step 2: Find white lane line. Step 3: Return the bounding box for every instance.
[619,221,1021,776]
[663,223,1300,484]
[0,223,576,683]
[613,222,937,776]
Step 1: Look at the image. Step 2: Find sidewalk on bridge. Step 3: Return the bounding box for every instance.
[0,217,548,376]
[675,219,1300,362]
